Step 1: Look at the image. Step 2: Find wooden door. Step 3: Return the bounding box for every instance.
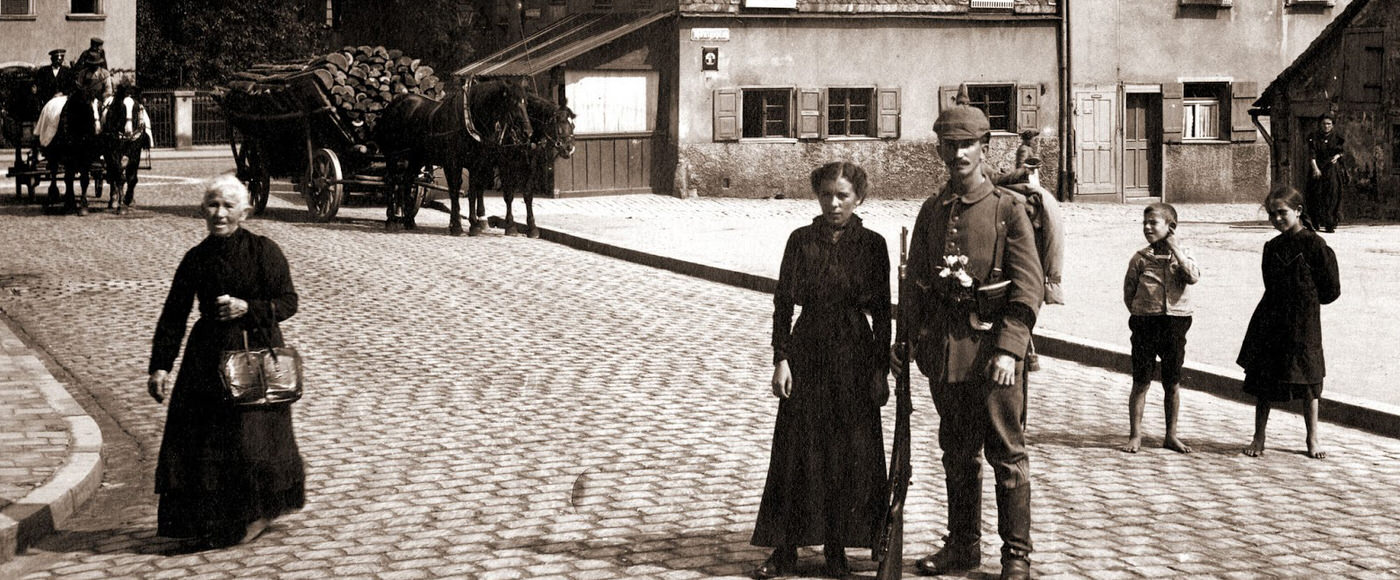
[1123,93,1161,199]
[1075,91,1117,196]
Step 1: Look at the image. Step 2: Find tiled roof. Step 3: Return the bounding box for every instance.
[679,0,1056,15]
[1255,0,1369,109]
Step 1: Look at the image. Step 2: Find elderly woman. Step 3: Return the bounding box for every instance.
[147,174,304,548]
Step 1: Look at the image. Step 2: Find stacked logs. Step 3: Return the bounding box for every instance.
[223,46,445,144]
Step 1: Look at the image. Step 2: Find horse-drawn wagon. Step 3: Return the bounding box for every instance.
[215,68,434,223]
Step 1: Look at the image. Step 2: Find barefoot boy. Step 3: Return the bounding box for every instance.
[1122,203,1200,453]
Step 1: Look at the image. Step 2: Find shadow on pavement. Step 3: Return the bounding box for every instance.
[24,526,186,557]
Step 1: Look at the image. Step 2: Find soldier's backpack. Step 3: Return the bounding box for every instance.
[991,176,1064,306]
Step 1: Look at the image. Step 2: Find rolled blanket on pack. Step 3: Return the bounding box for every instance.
[35,95,66,148]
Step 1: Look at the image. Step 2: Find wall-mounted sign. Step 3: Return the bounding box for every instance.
[702,47,719,71]
[691,28,730,42]
[744,0,797,7]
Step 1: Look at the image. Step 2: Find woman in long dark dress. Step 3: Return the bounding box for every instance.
[1306,114,1345,233]
[1238,185,1340,459]
[147,174,305,548]
[751,162,890,579]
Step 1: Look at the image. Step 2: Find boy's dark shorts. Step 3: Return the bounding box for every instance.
[1128,314,1193,386]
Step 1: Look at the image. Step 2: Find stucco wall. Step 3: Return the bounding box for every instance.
[680,135,1060,199]
[1162,142,1270,204]
[0,1,135,71]
[675,16,1060,198]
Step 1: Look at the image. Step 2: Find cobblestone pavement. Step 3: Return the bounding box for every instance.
[1,162,1400,578]
[0,324,68,512]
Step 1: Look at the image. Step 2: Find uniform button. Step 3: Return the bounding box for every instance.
[950,228,958,234]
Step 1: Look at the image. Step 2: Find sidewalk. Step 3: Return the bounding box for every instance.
[0,318,103,564]
[517,194,1400,434]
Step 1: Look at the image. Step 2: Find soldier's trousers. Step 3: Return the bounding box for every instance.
[929,377,1033,560]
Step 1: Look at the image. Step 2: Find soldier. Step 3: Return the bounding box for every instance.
[33,48,73,105]
[902,102,1043,580]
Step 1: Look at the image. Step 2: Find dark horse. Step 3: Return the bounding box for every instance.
[374,80,533,235]
[99,82,149,214]
[42,75,106,215]
[478,94,575,238]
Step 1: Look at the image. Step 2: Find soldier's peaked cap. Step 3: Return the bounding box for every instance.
[49,49,66,56]
[90,37,104,45]
[933,84,990,140]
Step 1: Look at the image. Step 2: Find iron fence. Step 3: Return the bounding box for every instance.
[145,91,176,148]
[192,92,226,145]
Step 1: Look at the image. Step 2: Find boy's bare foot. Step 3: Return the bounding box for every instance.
[1242,442,1265,457]
[1164,437,1193,454]
[1121,436,1142,453]
[1307,439,1327,459]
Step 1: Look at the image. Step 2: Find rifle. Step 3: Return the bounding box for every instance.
[874,227,913,579]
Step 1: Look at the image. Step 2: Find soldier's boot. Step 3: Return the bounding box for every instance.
[996,484,1032,580]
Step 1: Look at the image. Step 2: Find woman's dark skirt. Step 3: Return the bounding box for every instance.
[1243,373,1323,403]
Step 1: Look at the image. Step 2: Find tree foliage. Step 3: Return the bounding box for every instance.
[137,0,322,89]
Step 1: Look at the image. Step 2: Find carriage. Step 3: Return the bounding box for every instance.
[215,69,437,222]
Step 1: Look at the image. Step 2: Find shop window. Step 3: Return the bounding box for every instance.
[827,88,873,137]
[70,0,99,14]
[1182,82,1228,141]
[1,0,31,16]
[564,71,657,135]
[742,88,792,139]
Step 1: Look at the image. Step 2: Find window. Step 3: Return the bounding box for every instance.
[323,0,337,28]
[742,89,792,138]
[564,71,657,134]
[966,85,1015,133]
[69,0,99,14]
[827,88,872,137]
[1,0,31,16]
[1182,82,1227,140]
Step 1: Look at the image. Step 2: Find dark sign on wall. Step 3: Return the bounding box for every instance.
[702,47,718,71]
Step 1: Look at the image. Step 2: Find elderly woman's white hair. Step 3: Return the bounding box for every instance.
[203,174,251,208]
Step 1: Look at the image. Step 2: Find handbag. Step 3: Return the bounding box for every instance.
[219,327,303,406]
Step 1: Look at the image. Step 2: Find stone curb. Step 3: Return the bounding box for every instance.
[537,224,1400,440]
[0,325,105,565]
[149,146,232,161]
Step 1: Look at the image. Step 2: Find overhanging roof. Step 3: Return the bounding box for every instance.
[1254,0,1371,112]
[455,9,674,78]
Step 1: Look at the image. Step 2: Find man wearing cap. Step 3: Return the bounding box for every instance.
[34,49,73,105]
[902,101,1042,580]
[73,37,108,75]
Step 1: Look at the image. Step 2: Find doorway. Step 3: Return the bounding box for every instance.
[1123,92,1162,199]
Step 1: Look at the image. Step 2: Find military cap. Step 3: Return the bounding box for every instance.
[90,37,104,46]
[933,105,991,140]
[49,48,66,56]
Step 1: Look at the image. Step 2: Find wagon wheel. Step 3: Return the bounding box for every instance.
[404,165,433,222]
[305,148,342,222]
[241,141,272,215]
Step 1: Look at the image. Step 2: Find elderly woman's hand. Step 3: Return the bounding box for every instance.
[216,294,248,321]
[148,370,171,403]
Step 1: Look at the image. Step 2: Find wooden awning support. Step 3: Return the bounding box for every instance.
[1249,107,1272,148]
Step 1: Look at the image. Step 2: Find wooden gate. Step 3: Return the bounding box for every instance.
[554,133,657,196]
[1075,90,1117,197]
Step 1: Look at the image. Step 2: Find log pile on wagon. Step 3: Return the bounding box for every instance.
[220,45,444,144]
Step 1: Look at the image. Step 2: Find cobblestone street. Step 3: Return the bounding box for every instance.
[2,162,1400,578]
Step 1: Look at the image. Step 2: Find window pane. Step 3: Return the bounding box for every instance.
[742,89,790,138]
[70,0,98,14]
[967,85,1013,132]
[2,0,30,15]
[564,72,653,134]
[827,88,872,136]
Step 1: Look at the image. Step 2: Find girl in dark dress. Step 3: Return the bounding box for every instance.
[751,162,890,579]
[1238,185,1340,459]
[1306,114,1345,233]
[147,174,305,548]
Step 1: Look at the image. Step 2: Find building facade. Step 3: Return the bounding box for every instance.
[0,0,135,73]
[1255,0,1399,219]
[1069,0,1354,203]
[461,0,1063,199]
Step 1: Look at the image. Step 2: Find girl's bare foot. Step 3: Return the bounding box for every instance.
[1164,437,1193,454]
[240,518,270,545]
[1307,438,1327,459]
[1121,436,1142,453]
[1242,441,1265,457]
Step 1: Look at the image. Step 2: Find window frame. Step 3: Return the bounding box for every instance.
[1181,82,1228,142]
[741,87,795,141]
[68,0,100,15]
[826,87,876,139]
[964,83,1017,134]
[1,0,33,17]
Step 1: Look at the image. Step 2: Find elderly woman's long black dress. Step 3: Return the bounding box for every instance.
[149,228,305,540]
[752,215,890,550]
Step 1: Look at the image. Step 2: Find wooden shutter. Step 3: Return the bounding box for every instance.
[714,88,739,142]
[1230,81,1258,142]
[1162,82,1184,144]
[797,88,823,140]
[1017,84,1040,132]
[877,88,900,139]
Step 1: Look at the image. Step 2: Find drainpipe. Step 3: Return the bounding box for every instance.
[1057,0,1073,202]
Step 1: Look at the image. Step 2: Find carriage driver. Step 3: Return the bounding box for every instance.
[73,37,108,79]
[34,48,74,104]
